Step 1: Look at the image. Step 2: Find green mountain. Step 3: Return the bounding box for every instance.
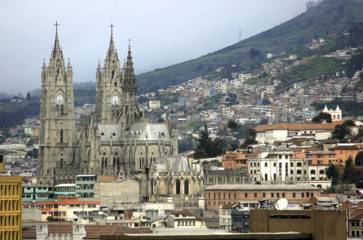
[137,0,363,93]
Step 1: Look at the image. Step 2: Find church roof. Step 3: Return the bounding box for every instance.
[98,124,123,141]
[129,122,170,141]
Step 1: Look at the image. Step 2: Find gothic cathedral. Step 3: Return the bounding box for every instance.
[39,25,179,187]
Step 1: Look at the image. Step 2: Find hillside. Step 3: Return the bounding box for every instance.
[137,0,363,93]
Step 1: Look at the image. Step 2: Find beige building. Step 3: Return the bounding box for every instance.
[94,177,139,206]
[250,209,347,240]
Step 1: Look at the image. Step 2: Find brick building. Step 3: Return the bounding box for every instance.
[204,184,320,210]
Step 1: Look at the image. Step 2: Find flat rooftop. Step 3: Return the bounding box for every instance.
[101,231,312,240]
[205,184,319,191]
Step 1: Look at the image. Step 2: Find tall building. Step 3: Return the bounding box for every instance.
[39,24,179,202]
[39,23,76,183]
[0,151,22,240]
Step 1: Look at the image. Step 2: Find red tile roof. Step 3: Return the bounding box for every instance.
[255,122,342,132]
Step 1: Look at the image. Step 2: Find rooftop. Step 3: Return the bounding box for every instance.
[205,184,320,191]
[255,122,342,132]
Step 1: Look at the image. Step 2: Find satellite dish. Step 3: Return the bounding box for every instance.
[275,198,289,210]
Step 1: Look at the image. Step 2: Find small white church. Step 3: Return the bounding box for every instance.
[322,105,342,122]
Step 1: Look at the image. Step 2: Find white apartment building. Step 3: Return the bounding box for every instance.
[247,151,330,189]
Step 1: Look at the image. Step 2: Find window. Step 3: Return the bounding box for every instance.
[184,180,190,195]
[176,179,181,195]
[60,129,64,144]
[271,193,274,198]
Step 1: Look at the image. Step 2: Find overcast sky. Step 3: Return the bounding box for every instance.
[0,0,311,94]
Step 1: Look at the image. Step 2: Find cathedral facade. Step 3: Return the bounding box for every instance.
[39,26,178,194]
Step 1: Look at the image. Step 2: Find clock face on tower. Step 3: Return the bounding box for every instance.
[56,94,64,105]
[111,95,119,106]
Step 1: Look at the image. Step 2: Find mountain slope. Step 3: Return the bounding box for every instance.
[137,0,363,93]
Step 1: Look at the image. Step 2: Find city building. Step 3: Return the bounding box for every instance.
[255,122,340,144]
[75,174,97,200]
[204,184,320,210]
[348,209,363,238]
[148,99,161,110]
[221,150,247,170]
[22,185,52,203]
[330,144,360,165]
[219,202,254,232]
[167,210,205,228]
[0,175,22,240]
[54,183,77,198]
[250,209,347,240]
[32,197,100,222]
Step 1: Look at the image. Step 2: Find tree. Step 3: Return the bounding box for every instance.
[194,124,226,159]
[194,124,211,159]
[343,157,356,183]
[343,119,356,127]
[312,112,332,123]
[355,151,363,166]
[332,124,351,141]
[241,128,257,147]
[227,119,238,129]
[249,48,261,59]
[326,162,339,185]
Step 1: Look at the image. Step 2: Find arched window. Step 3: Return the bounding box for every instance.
[60,129,64,144]
[184,179,189,195]
[310,170,316,175]
[176,179,181,195]
[60,105,64,116]
[60,158,64,169]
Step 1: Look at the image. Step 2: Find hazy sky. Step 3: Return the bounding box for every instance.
[0,0,311,94]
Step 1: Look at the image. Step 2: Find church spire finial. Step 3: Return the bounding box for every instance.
[52,21,62,59]
[55,21,59,35]
[108,23,115,53]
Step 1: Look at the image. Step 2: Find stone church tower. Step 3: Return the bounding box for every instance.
[39,24,76,185]
[95,26,141,128]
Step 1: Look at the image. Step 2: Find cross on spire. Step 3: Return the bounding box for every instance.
[110,23,114,36]
[54,21,59,34]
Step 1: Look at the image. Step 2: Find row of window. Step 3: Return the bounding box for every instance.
[0,230,20,240]
[177,220,196,226]
[0,215,20,226]
[0,200,20,212]
[207,191,315,201]
[0,184,20,197]
[250,162,304,168]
